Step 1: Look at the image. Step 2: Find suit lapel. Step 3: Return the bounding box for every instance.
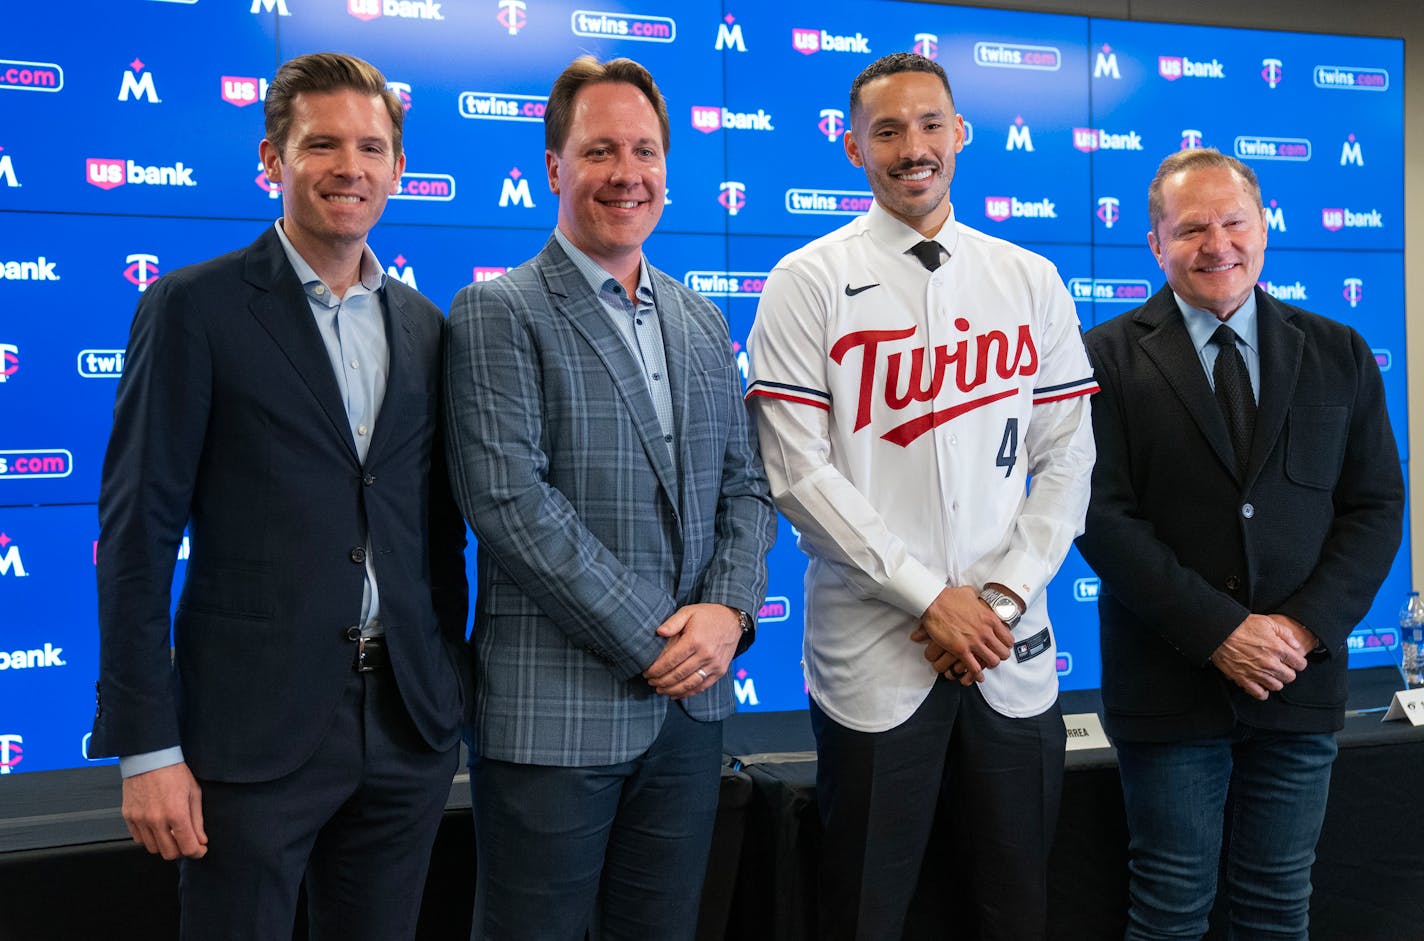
[1134,286,1240,480]
[1248,289,1303,484]
[653,271,695,501]
[366,283,413,462]
[243,228,359,463]
[540,241,680,504]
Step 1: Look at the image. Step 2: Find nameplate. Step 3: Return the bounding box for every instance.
[1381,687,1424,726]
[1063,712,1111,751]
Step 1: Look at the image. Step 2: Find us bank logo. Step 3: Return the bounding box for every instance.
[123,253,161,292]
[1158,55,1225,80]
[86,157,197,190]
[1,256,59,282]
[348,0,446,21]
[1095,196,1120,229]
[691,105,774,133]
[1321,207,1384,231]
[1233,136,1311,161]
[984,195,1057,222]
[911,33,938,60]
[0,59,64,92]
[497,0,527,34]
[118,58,160,103]
[974,41,1061,71]
[1073,128,1144,152]
[1314,65,1389,90]
[684,271,768,298]
[459,91,547,122]
[817,108,845,142]
[1069,278,1151,303]
[0,344,16,382]
[718,181,746,216]
[1343,277,1364,308]
[785,188,872,215]
[472,266,507,282]
[792,27,871,55]
[572,10,675,42]
[1258,280,1308,302]
[392,171,455,201]
[1261,58,1284,88]
[222,75,268,107]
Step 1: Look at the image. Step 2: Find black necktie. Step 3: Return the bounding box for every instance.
[1210,323,1256,477]
[908,240,942,272]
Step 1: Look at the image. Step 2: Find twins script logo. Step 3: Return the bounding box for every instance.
[832,320,1038,446]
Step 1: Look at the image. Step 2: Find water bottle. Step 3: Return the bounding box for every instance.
[1399,592,1424,689]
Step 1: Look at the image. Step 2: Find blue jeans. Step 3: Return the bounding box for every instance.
[1116,728,1338,941]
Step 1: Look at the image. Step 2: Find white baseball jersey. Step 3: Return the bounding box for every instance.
[746,202,1097,730]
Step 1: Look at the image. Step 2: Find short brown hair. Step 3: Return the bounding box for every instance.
[544,56,670,155]
[264,52,404,159]
[1147,148,1262,232]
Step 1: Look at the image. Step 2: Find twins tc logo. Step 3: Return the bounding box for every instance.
[1261,58,1283,88]
[1096,196,1120,229]
[123,253,161,292]
[818,108,846,142]
[118,58,160,103]
[0,344,17,382]
[255,160,281,199]
[718,181,747,216]
[0,734,21,775]
[497,0,527,34]
[912,33,938,60]
[1180,128,1204,150]
[1343,278,1364,308]
[387,81,412,112]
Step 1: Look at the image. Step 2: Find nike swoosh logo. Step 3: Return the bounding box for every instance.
[844,283,880,296]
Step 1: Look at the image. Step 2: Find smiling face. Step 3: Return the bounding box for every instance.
[546,80,666,279]
[844,70,964,237]
[259,88,405,263]
[1148,165,1268,321]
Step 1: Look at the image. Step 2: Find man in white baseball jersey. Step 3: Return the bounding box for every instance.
[746,52,1097,939]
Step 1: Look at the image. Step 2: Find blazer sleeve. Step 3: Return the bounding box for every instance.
[93,273,212,757]
[682,295,777,645]
[443,281,671,679]
[1273,327,1403,650]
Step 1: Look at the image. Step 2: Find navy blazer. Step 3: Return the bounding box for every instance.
[91,227,469,783]
[1078,286,1403,741]
[445,238,776,767]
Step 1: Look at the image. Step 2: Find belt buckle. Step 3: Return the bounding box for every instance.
[354,635,386,673]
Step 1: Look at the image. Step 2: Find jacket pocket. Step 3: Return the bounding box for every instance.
[1284,405,1347,490]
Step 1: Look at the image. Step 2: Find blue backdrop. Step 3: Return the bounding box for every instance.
[0,0,1406,774]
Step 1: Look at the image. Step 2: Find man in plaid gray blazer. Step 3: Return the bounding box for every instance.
[444,56,776,940]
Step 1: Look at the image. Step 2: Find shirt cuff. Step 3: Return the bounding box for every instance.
[119,746,185,778]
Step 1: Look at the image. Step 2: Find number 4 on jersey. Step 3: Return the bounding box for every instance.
[996,418,1018,477]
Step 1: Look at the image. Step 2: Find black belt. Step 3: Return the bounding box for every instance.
[345,627,388,673]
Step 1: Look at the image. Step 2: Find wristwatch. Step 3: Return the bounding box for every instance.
[978,586,1023,628]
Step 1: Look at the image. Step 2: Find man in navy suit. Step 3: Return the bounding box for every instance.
[444,56,775,940]
[1078,149,1403,940]
[90,53,468,941]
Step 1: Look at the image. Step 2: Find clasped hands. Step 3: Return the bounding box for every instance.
[1210,613,1318,701]
[910,585,1017,686]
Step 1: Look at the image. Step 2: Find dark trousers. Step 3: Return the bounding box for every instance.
[179,667,458,941]
[811,678,1066,941]
[468,702,723,941]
